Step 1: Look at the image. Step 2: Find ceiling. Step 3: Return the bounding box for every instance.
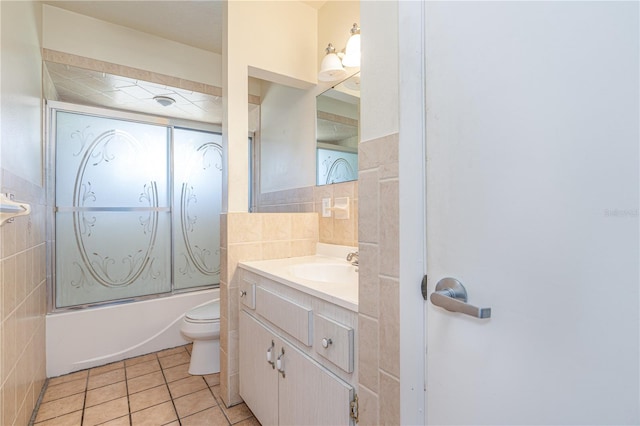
[42,1,223,53]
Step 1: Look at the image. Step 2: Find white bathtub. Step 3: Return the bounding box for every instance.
[46,288,219,377]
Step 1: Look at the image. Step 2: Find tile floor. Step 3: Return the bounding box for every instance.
[31,345,260,426]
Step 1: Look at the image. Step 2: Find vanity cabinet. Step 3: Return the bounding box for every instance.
[238,265,358,426]
[240,311,354,426]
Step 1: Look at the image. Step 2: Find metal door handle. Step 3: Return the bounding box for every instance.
[430,277,491,319]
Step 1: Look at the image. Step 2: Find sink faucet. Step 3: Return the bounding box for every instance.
[346,251,358,266]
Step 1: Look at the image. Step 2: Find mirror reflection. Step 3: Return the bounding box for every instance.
[316,72,360,186]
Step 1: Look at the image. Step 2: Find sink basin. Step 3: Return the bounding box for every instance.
[289,263,357,284]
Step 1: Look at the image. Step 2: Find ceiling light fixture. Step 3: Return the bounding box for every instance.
[154,95,176,107]
[318,23,361,82]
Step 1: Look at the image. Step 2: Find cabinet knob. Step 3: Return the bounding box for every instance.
[321,338,333,348]
[240,290,247,298]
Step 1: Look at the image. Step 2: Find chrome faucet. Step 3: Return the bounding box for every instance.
[346,251,359,266]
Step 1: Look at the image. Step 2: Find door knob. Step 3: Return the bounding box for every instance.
[430,277,491,319]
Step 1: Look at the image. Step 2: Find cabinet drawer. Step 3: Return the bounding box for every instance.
[239,278,256,309]
[255,287,312,346]
[314,314,354,373]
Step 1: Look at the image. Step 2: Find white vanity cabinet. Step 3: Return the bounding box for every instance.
[238,264,358,426]
[240,311,354,426]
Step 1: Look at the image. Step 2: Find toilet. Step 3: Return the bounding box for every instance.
[180,299,220,375]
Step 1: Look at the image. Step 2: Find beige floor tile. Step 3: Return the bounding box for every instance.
[127,370,165,394]
[131,400,177,426]
[101,415,131,426]
[33,409,83,426]
[34,393,84,423]
[126,359,161,379]
[180,406,229,426]
[87,368,125,390]
[158,351,191,369]
[47,370,88,387]
[89,361,124,376]
[124,353,157,367]
[174,388,217,418]
[233,417,261,426]
[220,402,254,424]
[156,346,187,358]
[204,373,220,387]
[42,378,87,403]
[83,396,129,426]
[167,375,208,399]
[162,363,191,383]
[85,381,127,407]
[129,384,171,413]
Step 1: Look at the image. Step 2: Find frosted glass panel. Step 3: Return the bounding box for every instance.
[56,111,169,208]
[173,128,222,289]
[56,211,171,307]
[316,148,358,185]
[55,111,171,308]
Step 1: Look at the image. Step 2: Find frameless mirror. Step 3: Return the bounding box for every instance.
[316,72,360,186]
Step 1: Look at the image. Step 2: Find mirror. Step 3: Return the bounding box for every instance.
[316,72,360,185]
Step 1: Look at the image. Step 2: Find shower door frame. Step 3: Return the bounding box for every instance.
[45,100,223,313]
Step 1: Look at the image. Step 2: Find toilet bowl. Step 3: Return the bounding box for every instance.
[180,299,220,375]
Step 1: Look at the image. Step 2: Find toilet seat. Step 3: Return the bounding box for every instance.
[185,300,220,323]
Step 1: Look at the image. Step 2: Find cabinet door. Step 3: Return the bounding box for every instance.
[278,337,354,426]
[240,311,278,426]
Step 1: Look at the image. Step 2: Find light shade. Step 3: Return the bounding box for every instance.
[318,43,347,82]
[341,24,361,68]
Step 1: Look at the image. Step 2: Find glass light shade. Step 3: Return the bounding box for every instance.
[318,52,347,82]
[342,33,361,68]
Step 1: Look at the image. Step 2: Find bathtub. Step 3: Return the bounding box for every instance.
[46,288,219,377]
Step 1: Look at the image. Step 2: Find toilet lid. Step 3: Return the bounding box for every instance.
[185,300,220,321]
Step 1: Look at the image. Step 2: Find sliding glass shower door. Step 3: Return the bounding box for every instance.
[53,107,221,309]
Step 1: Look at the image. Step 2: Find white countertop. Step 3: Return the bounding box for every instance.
[238,251,358,312]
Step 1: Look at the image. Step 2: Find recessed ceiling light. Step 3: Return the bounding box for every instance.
[153,95,176,107]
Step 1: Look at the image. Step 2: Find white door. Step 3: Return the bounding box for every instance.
[424,2,639,424]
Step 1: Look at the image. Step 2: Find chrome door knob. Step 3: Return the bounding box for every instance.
[321,338,333,348]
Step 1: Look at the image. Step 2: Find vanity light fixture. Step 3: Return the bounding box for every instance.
[341,23,361,68]
[318,23,361,82]
[153,95,176,107]
[318,43,347,82]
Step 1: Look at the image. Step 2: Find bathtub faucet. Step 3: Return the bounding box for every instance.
[346,251,358,266]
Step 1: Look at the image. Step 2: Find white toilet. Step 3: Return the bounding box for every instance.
[180,299,221,375]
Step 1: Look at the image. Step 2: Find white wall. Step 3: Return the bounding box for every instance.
[1,1,43,185]
[223,1,318,211]
[42,5,222,87]
[360,1,398,142]
[259,82,316,193]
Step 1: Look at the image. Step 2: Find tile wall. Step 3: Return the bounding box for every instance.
[0,170,48,425]
[357,133,400,425]
[218,212,319,407]
[256,180,358,248]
